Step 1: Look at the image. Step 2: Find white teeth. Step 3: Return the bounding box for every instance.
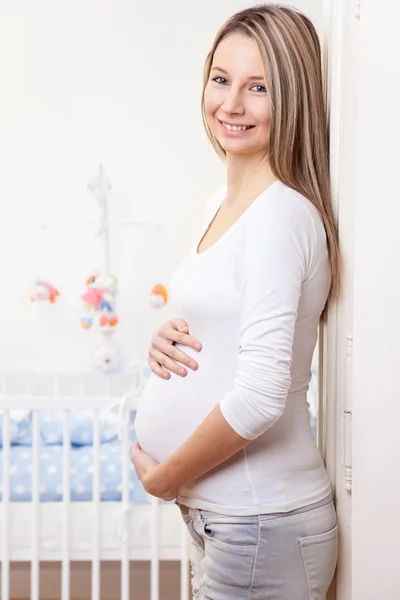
[222,122,253,132]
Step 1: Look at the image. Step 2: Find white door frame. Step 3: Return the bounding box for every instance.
[322,1,359,599]
[320,0,345,490]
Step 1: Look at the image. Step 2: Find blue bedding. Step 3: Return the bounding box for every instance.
[0,410,150,503]
[0,439,149,503]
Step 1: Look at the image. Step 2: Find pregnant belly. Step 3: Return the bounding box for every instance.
[134,346,235,463]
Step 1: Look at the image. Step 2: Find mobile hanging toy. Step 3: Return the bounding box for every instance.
[149,283,168,309]
[80,273,119,330]
[30,279,60,303]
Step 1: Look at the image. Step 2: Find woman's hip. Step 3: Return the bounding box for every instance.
[177,496,338,599]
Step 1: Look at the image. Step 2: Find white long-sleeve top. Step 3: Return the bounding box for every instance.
[134,180,333,515]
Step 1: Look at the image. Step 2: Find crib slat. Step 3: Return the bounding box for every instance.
[31,409,40,600]
[1,409,11,600]
[121,411,130,600]
[92,410,101,600]
[105,375,111,398]
[62,410,71,600]
[150,495,160,600]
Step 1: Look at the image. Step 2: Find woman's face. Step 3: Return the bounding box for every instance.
[204,32,271,157]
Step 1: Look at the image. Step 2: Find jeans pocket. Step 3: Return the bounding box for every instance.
[299,522,338,599]
[202,515,258,552]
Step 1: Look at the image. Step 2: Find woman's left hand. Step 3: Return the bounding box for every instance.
[130,441,178,502]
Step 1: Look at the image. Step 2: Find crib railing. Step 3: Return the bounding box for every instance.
[0,373,190,600]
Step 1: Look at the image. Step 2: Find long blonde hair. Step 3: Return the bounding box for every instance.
[201,4,340,318]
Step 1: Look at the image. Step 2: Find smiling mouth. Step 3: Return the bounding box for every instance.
[218,119,256,132]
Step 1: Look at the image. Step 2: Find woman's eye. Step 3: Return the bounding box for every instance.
[251,84,267,93]
[212,76,228,85]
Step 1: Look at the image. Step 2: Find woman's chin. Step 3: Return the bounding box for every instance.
[219,142,258,156]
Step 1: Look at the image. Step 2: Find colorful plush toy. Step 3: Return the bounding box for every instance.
[30,279,60,303]
[81,273,119,329]
[149,283,168,309]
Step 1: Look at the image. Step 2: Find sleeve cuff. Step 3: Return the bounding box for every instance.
[219,400,258,441]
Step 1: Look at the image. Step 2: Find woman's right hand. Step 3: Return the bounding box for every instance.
[148,318,202,379]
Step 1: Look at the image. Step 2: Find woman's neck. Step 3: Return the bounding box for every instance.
[225,153,278,206]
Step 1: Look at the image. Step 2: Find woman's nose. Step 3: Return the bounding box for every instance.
[221,88,245,114]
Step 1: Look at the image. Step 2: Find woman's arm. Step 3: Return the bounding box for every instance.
[140,192,316,499]
[142,404,248,498]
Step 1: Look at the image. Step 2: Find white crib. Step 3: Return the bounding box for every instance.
[0,373,190,600]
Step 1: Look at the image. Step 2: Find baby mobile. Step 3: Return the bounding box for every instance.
[29,164,169,374]
[80,164,168,373]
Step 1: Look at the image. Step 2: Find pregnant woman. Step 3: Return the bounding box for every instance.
[131,5,340,599]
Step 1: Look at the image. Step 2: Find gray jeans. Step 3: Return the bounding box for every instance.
[177,495,338,600]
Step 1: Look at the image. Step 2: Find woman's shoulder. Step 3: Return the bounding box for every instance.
[247,180,326,242]
[255,180,320,221]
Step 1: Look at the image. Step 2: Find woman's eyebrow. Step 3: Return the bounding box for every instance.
[211,66,264,81]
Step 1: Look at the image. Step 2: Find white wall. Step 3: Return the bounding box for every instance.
[351,0,400,597]
[0,0,323,375]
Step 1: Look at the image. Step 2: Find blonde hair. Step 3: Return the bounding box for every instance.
[201,4,341,318]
